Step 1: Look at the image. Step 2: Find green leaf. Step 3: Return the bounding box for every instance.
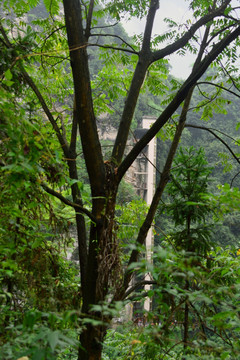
[4,69,13,80]
[28,0,40,8]
[32,348,45,360]
[3,79,14,87]
[48,330,60,352]
[43,0,59,14]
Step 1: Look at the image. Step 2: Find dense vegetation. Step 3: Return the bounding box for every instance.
[1,0,240,359]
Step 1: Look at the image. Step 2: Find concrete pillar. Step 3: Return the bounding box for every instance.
[141,117,156,312]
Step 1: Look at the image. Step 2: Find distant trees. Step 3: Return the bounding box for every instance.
[1,0,240,359]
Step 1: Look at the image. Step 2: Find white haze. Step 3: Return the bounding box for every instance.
[121,0,199,79]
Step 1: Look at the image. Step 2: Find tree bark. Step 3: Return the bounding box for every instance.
[79,324,106,360]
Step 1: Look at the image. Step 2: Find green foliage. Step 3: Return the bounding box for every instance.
[161,147,215,254]
[105,0,150,21]
[0,310,79,360]
[140,147,240,358]
[144,60,169,96]
[0,43,80,358]
[0,0,39,16]
[117,199,148,243]
[117,179,140,204]
[1,0,240,359]
[214,183,240,212]
[42,0,60,15]
[103,244,240,359]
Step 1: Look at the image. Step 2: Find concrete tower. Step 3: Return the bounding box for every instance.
[134,116,156,312]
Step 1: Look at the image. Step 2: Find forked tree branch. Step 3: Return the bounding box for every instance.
[111,1,233,167]
[63,0,106,202]
[152,0,231,62]
[111,0,159,164]
[118,24,240,180]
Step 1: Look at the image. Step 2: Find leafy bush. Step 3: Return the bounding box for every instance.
[0,310,79,360]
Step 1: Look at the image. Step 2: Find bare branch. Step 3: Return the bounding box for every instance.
[196,83,221,101]
[231,170,240,187]
[89,33,138,53]
[217,59,240,93]
[41,25,66,48]
[91,22,119,30]
[206,22,238,48]
[20,68,70,158]
[185,124,240,164]
[41,183,97,223]
[197,81,240,99]
[88,42,138,55]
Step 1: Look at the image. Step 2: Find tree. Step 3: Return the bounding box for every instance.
[1,0,240,358]
[162,147,215,353]
[163,147,214,254]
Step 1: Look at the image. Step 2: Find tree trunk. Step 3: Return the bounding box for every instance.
[79,324,107,360]
[183,280,190,355]
[77,181,118,360]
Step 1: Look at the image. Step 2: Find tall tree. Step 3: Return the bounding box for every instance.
[1,0,240,358]
[163,147,215,353]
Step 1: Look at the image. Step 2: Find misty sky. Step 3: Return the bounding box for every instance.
[121,0,197,79]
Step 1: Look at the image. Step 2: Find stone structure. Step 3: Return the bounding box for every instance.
[134,117,156,312]
[124,117,157,317]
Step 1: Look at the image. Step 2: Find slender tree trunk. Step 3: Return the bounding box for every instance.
[183,212,192,356]
[183,282,189,355]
